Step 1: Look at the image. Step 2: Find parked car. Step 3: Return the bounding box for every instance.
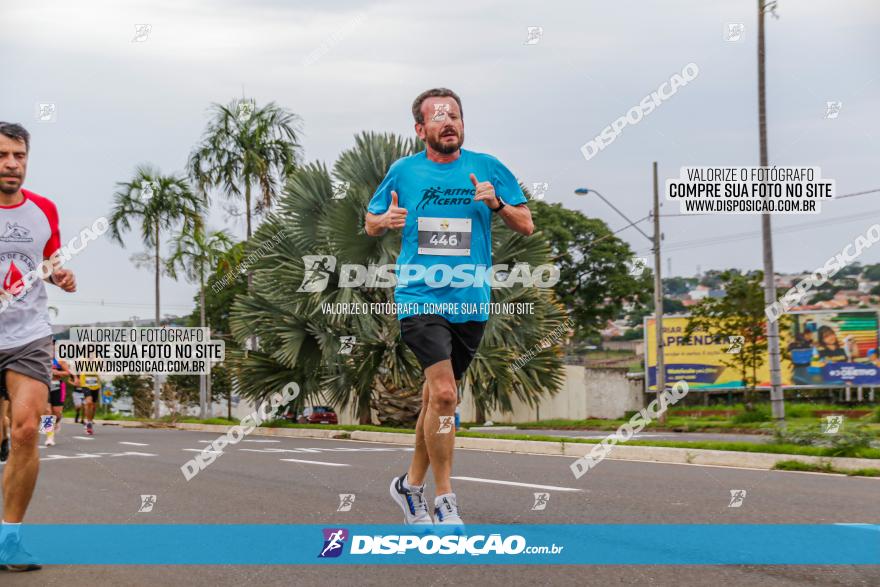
[290,406,338,425]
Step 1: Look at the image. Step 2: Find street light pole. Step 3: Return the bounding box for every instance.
[652,162,667,423]
[758,0,785,421]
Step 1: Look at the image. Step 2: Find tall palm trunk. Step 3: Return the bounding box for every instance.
[371,377,420,427]
[244,179,257,374]
[153,221,161,418]
[199,261,207,419]
[236,181,253,423]
[245,181,252,240]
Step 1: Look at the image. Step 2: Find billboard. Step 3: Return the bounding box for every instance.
[644,310,880,391]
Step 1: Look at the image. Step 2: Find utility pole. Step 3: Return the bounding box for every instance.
[652,162,667,423]
[757,0,785,421]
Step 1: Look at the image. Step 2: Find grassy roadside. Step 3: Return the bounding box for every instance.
[94,415,880,462]
[772,460,880,477]
[508,403,880,435]
[454,430,880,460]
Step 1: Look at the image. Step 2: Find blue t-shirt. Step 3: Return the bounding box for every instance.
[368,149,526,323]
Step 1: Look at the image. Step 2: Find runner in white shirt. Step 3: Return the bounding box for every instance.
[0,123,76,572]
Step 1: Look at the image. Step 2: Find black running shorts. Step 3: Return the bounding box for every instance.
[400,314,486,380]
[49,384,66,407]
[0,335,53,399]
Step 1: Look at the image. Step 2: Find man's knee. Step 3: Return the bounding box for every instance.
[429,381,457,411]
[13,418,39,447]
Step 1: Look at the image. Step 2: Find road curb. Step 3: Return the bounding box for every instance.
[90,419,879,474]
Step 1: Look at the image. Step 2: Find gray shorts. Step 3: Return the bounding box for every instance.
[0,335,53,399]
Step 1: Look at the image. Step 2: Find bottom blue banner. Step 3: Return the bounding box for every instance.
[3,524,879,565]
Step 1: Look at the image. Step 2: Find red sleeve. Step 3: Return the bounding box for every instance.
[25,190,61,258]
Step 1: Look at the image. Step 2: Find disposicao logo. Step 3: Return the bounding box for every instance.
[318,528,348,558]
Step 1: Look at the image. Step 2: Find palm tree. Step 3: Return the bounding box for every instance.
[166,225,233,418]
[188,98,302,241]
[227,132,567,426]
[108,165,205,418]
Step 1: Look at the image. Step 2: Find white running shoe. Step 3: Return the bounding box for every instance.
[434,493,464,525]
[389,475,433,524]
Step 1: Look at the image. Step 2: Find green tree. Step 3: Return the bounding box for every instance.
[189,98,302,240]
[108,165,205,418]
[699,269,730,289]
[227,132,567,426]
[111,374,154,418]
[832,277,859,291]
[187,250,249,336]
[663,298,687,314]
[182,245,249,419]
[836,262,862,277]
[861,264,880,282]
[166,225,233,418]
[161,374,200,417]
[685,271,789,409]
[809,290,835,303]
[663,276,696,296]
[529,201,651,339]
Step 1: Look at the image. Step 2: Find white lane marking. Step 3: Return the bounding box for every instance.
[240,447,409,454]
[119,442,149,446]
[182,448,223,455]
[73,436,93,440]
[280,458,350,467]
[3,451,160,464]
[451,476,582,492]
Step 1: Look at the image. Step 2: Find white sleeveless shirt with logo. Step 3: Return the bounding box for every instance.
[0,189,61,350]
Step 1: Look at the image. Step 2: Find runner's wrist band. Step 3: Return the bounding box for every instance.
[491,197,506,213]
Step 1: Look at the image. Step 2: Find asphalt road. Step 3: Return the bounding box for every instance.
[1,422,878,586]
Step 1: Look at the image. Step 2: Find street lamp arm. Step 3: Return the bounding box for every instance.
[585,189,654,243]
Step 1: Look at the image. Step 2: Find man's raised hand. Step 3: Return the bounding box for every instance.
[470,173,499,209]
[382,190,408,230]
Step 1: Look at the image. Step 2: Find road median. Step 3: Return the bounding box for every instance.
[88,418,880,476]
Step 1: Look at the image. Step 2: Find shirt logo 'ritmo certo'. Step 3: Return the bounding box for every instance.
[0,222,34,243]
[416,186,476,210]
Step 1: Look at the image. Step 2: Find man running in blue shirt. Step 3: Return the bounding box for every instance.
[365,88,534,525]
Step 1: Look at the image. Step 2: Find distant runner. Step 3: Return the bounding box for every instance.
[71,379,84,424]
[0,122,77,572]
[45,345,72,447]
[365,89,533,525]
[78,370,101,436]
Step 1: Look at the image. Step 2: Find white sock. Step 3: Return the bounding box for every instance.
[0,521,21,541]
[403,474,424,491]
[435,492,456,503]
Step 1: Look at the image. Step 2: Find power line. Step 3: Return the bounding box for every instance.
[624,188,880,254]
[642,208,880,255]
[836,188,880,200]
[658,188,880,217]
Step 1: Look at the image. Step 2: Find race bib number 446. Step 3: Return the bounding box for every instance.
[417,217,472,256]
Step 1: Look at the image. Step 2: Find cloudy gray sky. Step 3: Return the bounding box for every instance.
[6,0,879,325]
